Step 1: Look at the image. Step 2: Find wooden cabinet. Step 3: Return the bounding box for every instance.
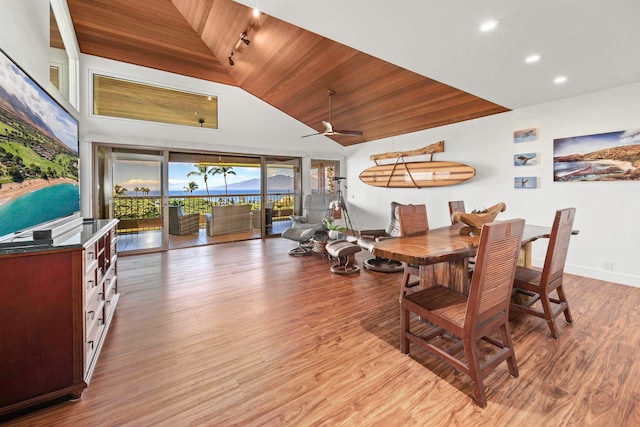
[0,219,119,417]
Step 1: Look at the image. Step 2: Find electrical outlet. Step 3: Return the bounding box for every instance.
[603,261,614,271]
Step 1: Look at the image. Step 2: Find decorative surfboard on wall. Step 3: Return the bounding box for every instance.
[359,141,476,188]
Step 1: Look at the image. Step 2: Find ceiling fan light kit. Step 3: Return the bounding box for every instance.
[301,90,363,138]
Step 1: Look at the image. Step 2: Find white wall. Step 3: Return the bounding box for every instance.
[346,83,640,287]
[0,0,49,84]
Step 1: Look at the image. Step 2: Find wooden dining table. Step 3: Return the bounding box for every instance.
[371,223,575,294]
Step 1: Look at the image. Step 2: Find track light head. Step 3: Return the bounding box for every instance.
[240,31,250,46]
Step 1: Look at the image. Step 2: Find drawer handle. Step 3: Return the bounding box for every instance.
[88,310,95,320]
[88,340,94,350]
[98,292,104,301]
[87,279,94,288]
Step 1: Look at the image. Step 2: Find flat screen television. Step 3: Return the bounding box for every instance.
[0,47,79,240]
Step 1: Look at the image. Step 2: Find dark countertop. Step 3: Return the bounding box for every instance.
[0,218,118,256]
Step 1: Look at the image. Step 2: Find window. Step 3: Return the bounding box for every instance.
[93,74,218,129]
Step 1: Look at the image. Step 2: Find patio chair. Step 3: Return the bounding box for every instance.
[168,206,200,235]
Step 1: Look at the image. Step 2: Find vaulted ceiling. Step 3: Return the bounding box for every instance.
[66,0,509,146]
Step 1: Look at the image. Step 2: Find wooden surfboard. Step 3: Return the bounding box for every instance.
[359,161,476,188]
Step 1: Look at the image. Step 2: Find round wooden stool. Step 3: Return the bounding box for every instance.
[326,239,361,275]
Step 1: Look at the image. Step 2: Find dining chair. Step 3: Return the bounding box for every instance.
[401,218,525,408]
[448,200,466,224]
[448,200,476,279]
[510,208,576,339]
[396,204,429,301]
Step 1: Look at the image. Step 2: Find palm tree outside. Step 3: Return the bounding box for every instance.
[114,184,128,197]
[210,166,236,204]
[187,164,214,206]
[183,181,199,194]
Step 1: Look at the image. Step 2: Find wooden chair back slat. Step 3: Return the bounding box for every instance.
[396,204,429,236]
[467,219,525,324]
[542,208,576,287]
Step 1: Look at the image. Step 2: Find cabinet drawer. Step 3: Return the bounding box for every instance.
[85,290,104,333]
[85,267,99,303]
[104,275,117,320]
[85,312,105,370]
[85,243,98,272]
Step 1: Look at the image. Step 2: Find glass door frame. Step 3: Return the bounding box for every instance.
[93,143,168,254]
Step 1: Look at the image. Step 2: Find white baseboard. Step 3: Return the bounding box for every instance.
[530,257,640,288]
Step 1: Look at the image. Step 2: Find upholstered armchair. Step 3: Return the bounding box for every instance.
[168,206,200,235]
[289,193,336,232]
[357,201,403,272]
[282,193,336,255]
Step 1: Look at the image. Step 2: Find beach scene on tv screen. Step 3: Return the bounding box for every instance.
[0,50,79,237]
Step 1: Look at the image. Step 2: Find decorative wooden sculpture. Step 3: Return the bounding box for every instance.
[452,202,507,235]
[359,141,476,188]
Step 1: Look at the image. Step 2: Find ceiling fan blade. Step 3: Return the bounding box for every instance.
[300,131,324,138]
[301,91,362,138]
[333,129,363,136]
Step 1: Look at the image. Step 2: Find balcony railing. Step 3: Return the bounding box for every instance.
[113,192,295,233]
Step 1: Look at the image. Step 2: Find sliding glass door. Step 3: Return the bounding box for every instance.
[95,144,302,251]
[263,156,301,237]
[96,146,165,253]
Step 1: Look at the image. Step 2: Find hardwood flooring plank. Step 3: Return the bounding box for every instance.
[2,238,639,426]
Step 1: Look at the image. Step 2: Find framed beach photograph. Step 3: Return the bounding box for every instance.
[514,153,537,166]
[514,128,537,143]
[514,176,537,189]
[553,129,640,181]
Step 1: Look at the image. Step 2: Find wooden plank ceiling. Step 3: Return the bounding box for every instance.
[67,0,509,146]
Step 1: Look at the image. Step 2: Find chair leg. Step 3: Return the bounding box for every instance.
[498,323,519,378]
[400,305,410,354]
[463,338,487,408]
[556,285,573,324]
[539,293,560,339]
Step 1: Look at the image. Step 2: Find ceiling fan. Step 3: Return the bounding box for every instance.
[301,90,363,138]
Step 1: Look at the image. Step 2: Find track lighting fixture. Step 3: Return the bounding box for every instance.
[240,31,250,46]
[227,25,254,66]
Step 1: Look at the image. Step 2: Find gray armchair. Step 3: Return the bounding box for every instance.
[357,201,404,272]
[289,193,336,232]
[282,193,336,256]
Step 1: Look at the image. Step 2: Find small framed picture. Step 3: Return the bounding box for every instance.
[514,176,537,189]
[514,153,537,166]
[514,128,537,143]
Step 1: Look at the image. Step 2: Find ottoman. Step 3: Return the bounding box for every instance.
[326,239,361,275]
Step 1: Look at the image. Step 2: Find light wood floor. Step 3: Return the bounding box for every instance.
[3,238,640,426]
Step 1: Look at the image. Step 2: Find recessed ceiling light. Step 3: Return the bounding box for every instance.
[525,54,541,64]
[253,8,260,17]
[553,75,568,84]
[479,20,498,32]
